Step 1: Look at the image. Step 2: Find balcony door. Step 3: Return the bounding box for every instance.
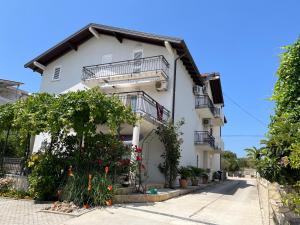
[133,50,143,73]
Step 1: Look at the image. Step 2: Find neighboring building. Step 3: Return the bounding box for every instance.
[24,23,226,183]
[0,79,28,105]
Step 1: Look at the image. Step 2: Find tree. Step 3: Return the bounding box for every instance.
[221,151,239,172]
[247,37,300,185]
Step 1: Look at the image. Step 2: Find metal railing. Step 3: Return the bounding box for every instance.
[195,95,215,114]
[82,55,169,81]
[214,107,220,117]
[113,91,170,124]
[194,131,215,148]
[2,157,23,175]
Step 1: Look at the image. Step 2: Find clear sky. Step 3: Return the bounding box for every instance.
[0,0,299,157]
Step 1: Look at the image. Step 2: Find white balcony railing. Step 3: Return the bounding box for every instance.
[113,91,170,124]
[82,55,169,83]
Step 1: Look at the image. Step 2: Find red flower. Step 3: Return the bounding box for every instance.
[107,185,113,191]
[97,159,103,165]
[136,156,142,161]
[105,166,109,174]
[135,147,142,153]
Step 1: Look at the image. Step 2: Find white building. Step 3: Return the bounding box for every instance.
[0,79,28,105]
[25,23,226,183]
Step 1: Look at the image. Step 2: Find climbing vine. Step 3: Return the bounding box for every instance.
[156,119,184,188]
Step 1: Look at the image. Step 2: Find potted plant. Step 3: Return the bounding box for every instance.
[200,172,209,184]
[188,166,204,186]
[178,167,191,188]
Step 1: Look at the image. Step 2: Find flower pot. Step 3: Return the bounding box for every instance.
[179,179,188,188]
[191,179,199,186]
[200,176,208,184]
[106,199,112,206]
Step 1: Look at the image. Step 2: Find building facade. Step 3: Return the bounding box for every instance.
[0,79,28,105]
[25,23,226,183]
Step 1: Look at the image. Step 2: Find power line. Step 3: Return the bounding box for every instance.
[224,93,268,127]
[222,134,265,138]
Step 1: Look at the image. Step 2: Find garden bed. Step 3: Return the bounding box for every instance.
[40,201,96,217]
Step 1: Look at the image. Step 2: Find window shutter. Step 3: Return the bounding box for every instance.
[53,67,61,80]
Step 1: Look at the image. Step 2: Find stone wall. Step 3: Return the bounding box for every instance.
[257,177,300,225]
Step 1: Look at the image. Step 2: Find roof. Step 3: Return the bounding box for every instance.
[0,79,23,88]
[24,23,203,85]
[202,73,224,105]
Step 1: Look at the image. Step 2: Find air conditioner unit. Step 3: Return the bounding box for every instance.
[193,85,201,95]
[203,119,211,127]
[155,81,168,91]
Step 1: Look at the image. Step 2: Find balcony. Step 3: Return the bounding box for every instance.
[212,107,225,126]
[195,95,215,118]
[82,55,169,88]
[194,131,217,152]
[114,91,170,125]
[214,137,224,151]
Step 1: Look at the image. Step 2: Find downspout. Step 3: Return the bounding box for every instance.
[171,53,186,124]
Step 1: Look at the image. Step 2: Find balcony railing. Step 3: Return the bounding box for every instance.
[113,91,170,124]
[82,55,169,81]
[194,131,215,148]
[214,107,220,117]
[195,95,215,114]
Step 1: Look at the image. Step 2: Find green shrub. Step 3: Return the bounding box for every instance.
[188,166,204,179]
[178,167,191,179]
[27,152,64,200]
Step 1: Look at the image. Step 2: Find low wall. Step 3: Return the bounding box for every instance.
[257,177,300,225]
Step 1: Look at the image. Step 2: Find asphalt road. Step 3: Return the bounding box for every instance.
[64,178,263,225]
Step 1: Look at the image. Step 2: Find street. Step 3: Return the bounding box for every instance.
[64,178,263,225]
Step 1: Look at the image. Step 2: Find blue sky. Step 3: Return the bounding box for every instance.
[0,0,299,157]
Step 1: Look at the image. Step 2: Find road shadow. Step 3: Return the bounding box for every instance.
[193,180,254,196]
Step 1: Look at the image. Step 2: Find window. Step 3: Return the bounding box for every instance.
[133,49,143,73]
[53,67,61,80]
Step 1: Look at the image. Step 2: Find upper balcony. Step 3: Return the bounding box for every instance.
[114,91,170,126]
[195,95,215,119]
[82,55,169,88]
[212,107,225,126]
[195,95,225,126]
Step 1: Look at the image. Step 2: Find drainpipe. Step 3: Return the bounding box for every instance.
[171,53,186,124]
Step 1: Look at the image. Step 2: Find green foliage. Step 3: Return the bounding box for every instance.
[246,37,300,185]
[61,173,113,207]
[156,119,184,188]
[187,166,204,179]
[0,189,31,199]
[178,166,191,179]
[221,151,239,172]
[27,152,64,200]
